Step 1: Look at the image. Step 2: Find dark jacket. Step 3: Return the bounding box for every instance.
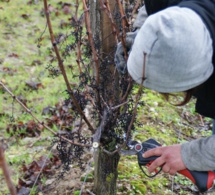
[144,0,215,119]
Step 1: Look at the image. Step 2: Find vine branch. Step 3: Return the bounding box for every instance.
[99,0,119,44]
[102,54,146,155]
[0,144,17,195]
[116,0,129,60]
[43,0,94,132]
[0,82,92,148]
[82,0,100,86]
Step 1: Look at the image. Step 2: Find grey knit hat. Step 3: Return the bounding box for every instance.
[127,7,213,93]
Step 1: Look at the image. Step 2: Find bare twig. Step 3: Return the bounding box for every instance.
[82,0,102,110]
[99,0,119,44]
[121,75,133,101]
[82,0,100,85]
[0,145,17,195]
[30,145,54,194]
[76,35,83,74]
[116,0,129,60]
[198,115,204,126]
[125,82,143,143]
[125,53,146,143]
[86,189,96,195]
[43,0,94,132]
[103,53,146,155]
[100,95,111,110]
[0,82,91,148]
[75,0,79,19]
[111,100,129,110]
[93,110,108,143]
[131,0,140,20]
[79,158,93,195]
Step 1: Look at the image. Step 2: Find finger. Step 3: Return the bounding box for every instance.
[143,147,162,158]
[115,53,126,72]
[162,164,170,173]
[115,55,125,66]
[115,59,126,74]
[148,157,165,173]
[115,43,124,54]
[169,169,177,175]
[118,64,127,74]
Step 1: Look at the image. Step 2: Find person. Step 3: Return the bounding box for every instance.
[115,0,215,175]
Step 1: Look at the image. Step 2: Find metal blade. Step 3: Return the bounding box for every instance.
[119,140,141,156]
[120,149,137,156]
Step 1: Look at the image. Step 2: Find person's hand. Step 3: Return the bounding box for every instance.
[114,6,148,74]
[143,144,186,175]
[114,31,138,74]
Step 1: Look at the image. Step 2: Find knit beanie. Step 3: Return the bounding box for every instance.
[127,7,213,92]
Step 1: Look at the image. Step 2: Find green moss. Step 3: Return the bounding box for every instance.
[73,191,80,195]
[106,173,115,182]
[81,173,94,182]
[131,180,146,194]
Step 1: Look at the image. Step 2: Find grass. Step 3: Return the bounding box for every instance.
[0,1,213,195]
[0,1,76,193]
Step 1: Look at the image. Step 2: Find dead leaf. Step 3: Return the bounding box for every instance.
[6,120,43,138]
[21,14,30,19]
[25,81,44,90]
[62,5,71,14]
[8,53,19,58]
[31,60,42,66]
[48,5,55,12]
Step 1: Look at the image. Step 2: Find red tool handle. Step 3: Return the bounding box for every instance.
[138,139,215,192]
[178,169,215,192]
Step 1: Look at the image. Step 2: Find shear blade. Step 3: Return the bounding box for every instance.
[120,149,137,156]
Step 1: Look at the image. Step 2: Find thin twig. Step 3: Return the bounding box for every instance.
[103,53,146,155]
[43,0,94,132]
[131,0,140,20]
[100,95,111,110]
[30,145,54,193]
[0,144,17,195]
[79,158,93,195]
[121,75,133,101]
[99,0,119,44]
[73,16,101,118]
[0,82,91,148]
[82,0,101,109]
[93,110,108,143]
[75,0,79,19]
[111,100,129,110]
[76,34,83,74]
[125,53,146,143]
[198,115,204,126]
[86,189,96,195]
[116,0,129,60]
[75,15,86,74]
[82,0,100,86]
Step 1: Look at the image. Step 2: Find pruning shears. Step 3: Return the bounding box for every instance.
[121,138,215,193]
